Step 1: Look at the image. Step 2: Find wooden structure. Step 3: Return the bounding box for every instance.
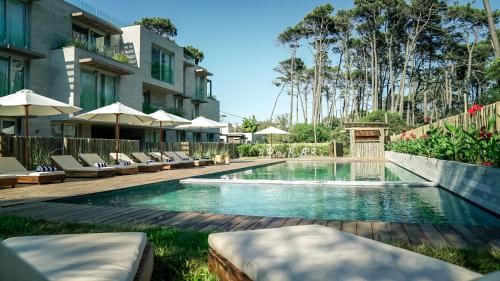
[345,122,389,159]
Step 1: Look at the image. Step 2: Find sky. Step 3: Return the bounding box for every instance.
[83,0,499,124]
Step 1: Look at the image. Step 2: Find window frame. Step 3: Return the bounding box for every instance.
[151,44,173,84]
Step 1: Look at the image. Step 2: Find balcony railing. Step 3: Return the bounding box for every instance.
[65,0,128,27]
[60,32,131,65]
[142,103,184,117]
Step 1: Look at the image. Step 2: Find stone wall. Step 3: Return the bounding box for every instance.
[385,151,500,215]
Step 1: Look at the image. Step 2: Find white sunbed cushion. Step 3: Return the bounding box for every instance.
[65,166,116,172]
[0,232,147,281]
[208,225,483,281]
[27,171,65,176]
[0,175,16,179]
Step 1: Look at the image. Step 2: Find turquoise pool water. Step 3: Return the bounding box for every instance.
[59,162,500,226]
[206,161,427,182]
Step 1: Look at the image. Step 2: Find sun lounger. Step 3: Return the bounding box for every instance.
[79,153,139,175]
[51,155,116,178]
[147,152,185,169]
[162,151,196,167]
[0,174,17,188]
[175,151,214,166]
[0,157,65,185]
[0,232,154,281]
[208,225,484,281]
[110,153,163,172]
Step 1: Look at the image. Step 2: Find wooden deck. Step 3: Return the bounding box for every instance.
[0,159,283,207]
[1,201,498,250]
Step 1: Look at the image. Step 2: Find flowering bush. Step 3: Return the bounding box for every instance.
[386,116,500,167]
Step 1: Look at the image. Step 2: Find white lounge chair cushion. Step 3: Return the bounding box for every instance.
[7,171,65,177]
[0,174,16,179]
[0,232,147,281]
[208,225,482,281]
[65,166,116,172]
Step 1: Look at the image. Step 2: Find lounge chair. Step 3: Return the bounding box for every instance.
[162,151,196,168]
[131,152,181,170]
[110,153,163,173]
[175,151,214,166]
[51,155,116,178]
[0,157,65,185]
[0,232,154,281]
[149,152,190,168]
[208,225,485,281]
[79,153,139,175]
[0,174,17,188]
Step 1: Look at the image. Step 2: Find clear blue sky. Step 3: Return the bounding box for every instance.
[84,0,499,124]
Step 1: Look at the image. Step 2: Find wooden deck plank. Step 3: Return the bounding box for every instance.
[0,202,52,214]
[467,226,500,249]
[186,214,227,231]
[57,205,120,223]
[120,209,170,225]
[280,217,302,227]
[451,225,489,249]
[142,211,181,225]
[92,207,145,224]
[312,219,329,226]
[296,218,315,225]
[264,217,288,229]
[434,224,470,249]
[176,213,216,229]
[230,216,263,231]
[387,223,410,244]
[341,221,357,235]
[200,215,240,232]
[372,222,391,243]
[419,224,450,248]
[247,217,276,230]
[402,223,428,245]
[105,208,160,225]
[156,212,200,227]
[326,220,342,230]
[356,221,373,239]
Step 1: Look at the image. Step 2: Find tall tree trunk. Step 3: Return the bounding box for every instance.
[483,0,500,58]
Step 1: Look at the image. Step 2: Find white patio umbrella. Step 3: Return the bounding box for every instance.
[149,110,191,161]
[74,102,155,161]
[0,89,81,166]
[175,116,226,157]
[255,126,289,146]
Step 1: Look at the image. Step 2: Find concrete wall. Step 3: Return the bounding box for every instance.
[385,151,500,215]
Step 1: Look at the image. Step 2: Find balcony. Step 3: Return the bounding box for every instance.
[142,103,184,117]
[65,0,127,30]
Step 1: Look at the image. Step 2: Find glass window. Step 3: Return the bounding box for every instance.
[90,31,104,50]
[0,0,5,41]
[11,59,23,92]
[51,124,77,138]
[151,46,173,84]
[0,57,8,97]
[1,119,16,135]
[80,70,97,111]
[8,0,27,47]
[151,46,161,80]
[72,24,88,42]
[100,74,115,106]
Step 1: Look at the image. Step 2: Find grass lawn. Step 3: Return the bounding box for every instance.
[0,214,499,280]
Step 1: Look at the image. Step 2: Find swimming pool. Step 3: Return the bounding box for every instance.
[59,161,500,226]
[206,161,427,182]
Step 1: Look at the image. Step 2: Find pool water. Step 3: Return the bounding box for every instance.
[207,161,427,182]
[60,180,500,226]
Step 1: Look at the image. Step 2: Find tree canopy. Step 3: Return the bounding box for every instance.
[184,45,205,63]
[135,17,177,38]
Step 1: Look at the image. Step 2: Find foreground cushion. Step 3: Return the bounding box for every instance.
[0,232,147,281]
[208,225,482,281]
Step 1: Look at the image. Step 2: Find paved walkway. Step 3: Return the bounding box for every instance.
[1,201,498,250]
[0,159,283,207]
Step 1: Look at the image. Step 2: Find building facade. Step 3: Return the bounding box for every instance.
[0,0,220,143]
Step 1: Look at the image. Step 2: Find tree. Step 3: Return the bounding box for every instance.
[483,0,500,58]
[184,45,204,64]
[135,17,177,38]
[360,110,406,134]
[242,116,258,133]
[273,57,306,126]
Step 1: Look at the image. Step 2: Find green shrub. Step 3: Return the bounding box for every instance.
[289,123,332,143]
[361,110,407,135]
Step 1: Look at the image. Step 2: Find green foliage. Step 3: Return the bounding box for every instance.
[135,17,177,38]
[289,123,332,143]
[236,143,331,157]
[242,116,258,133]
[184,45,204,63]
[361,110,407,135]
[166,107,184,117]
[386,117,500,167]
[61,34,130,65]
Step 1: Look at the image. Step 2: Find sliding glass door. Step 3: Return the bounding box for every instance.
[100,74,116,106]
[80,70,97,111]
[0,58,9,97]
[7,0,27,47]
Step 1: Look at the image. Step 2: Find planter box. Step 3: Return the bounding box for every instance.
[385,151,500,215]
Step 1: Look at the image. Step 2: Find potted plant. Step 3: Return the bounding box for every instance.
[214,147,223,164]
[220,148,230,164]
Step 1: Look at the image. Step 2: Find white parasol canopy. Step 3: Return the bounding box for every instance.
[254,126,290,135]
[75,102,155,160]
[149,110,191,161]
[0,89,81,167]
[176,116,226,156]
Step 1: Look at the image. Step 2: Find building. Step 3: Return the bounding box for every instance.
[0,0,220,143]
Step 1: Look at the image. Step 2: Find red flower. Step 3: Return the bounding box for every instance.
[468,104,484,116]
[482,161,494,166]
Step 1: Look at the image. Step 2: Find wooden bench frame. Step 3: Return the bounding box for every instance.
[17,174,65,185]
[134,243,155,281]
[0,177,17,188]
[208,248,252,281]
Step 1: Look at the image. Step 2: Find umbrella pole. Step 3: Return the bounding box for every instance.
[115,114,120,162]
[24,105,29,168]
[200,129,203,158]
[159,121,163,162]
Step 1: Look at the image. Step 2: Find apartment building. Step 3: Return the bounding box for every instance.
[0,0,220,143]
